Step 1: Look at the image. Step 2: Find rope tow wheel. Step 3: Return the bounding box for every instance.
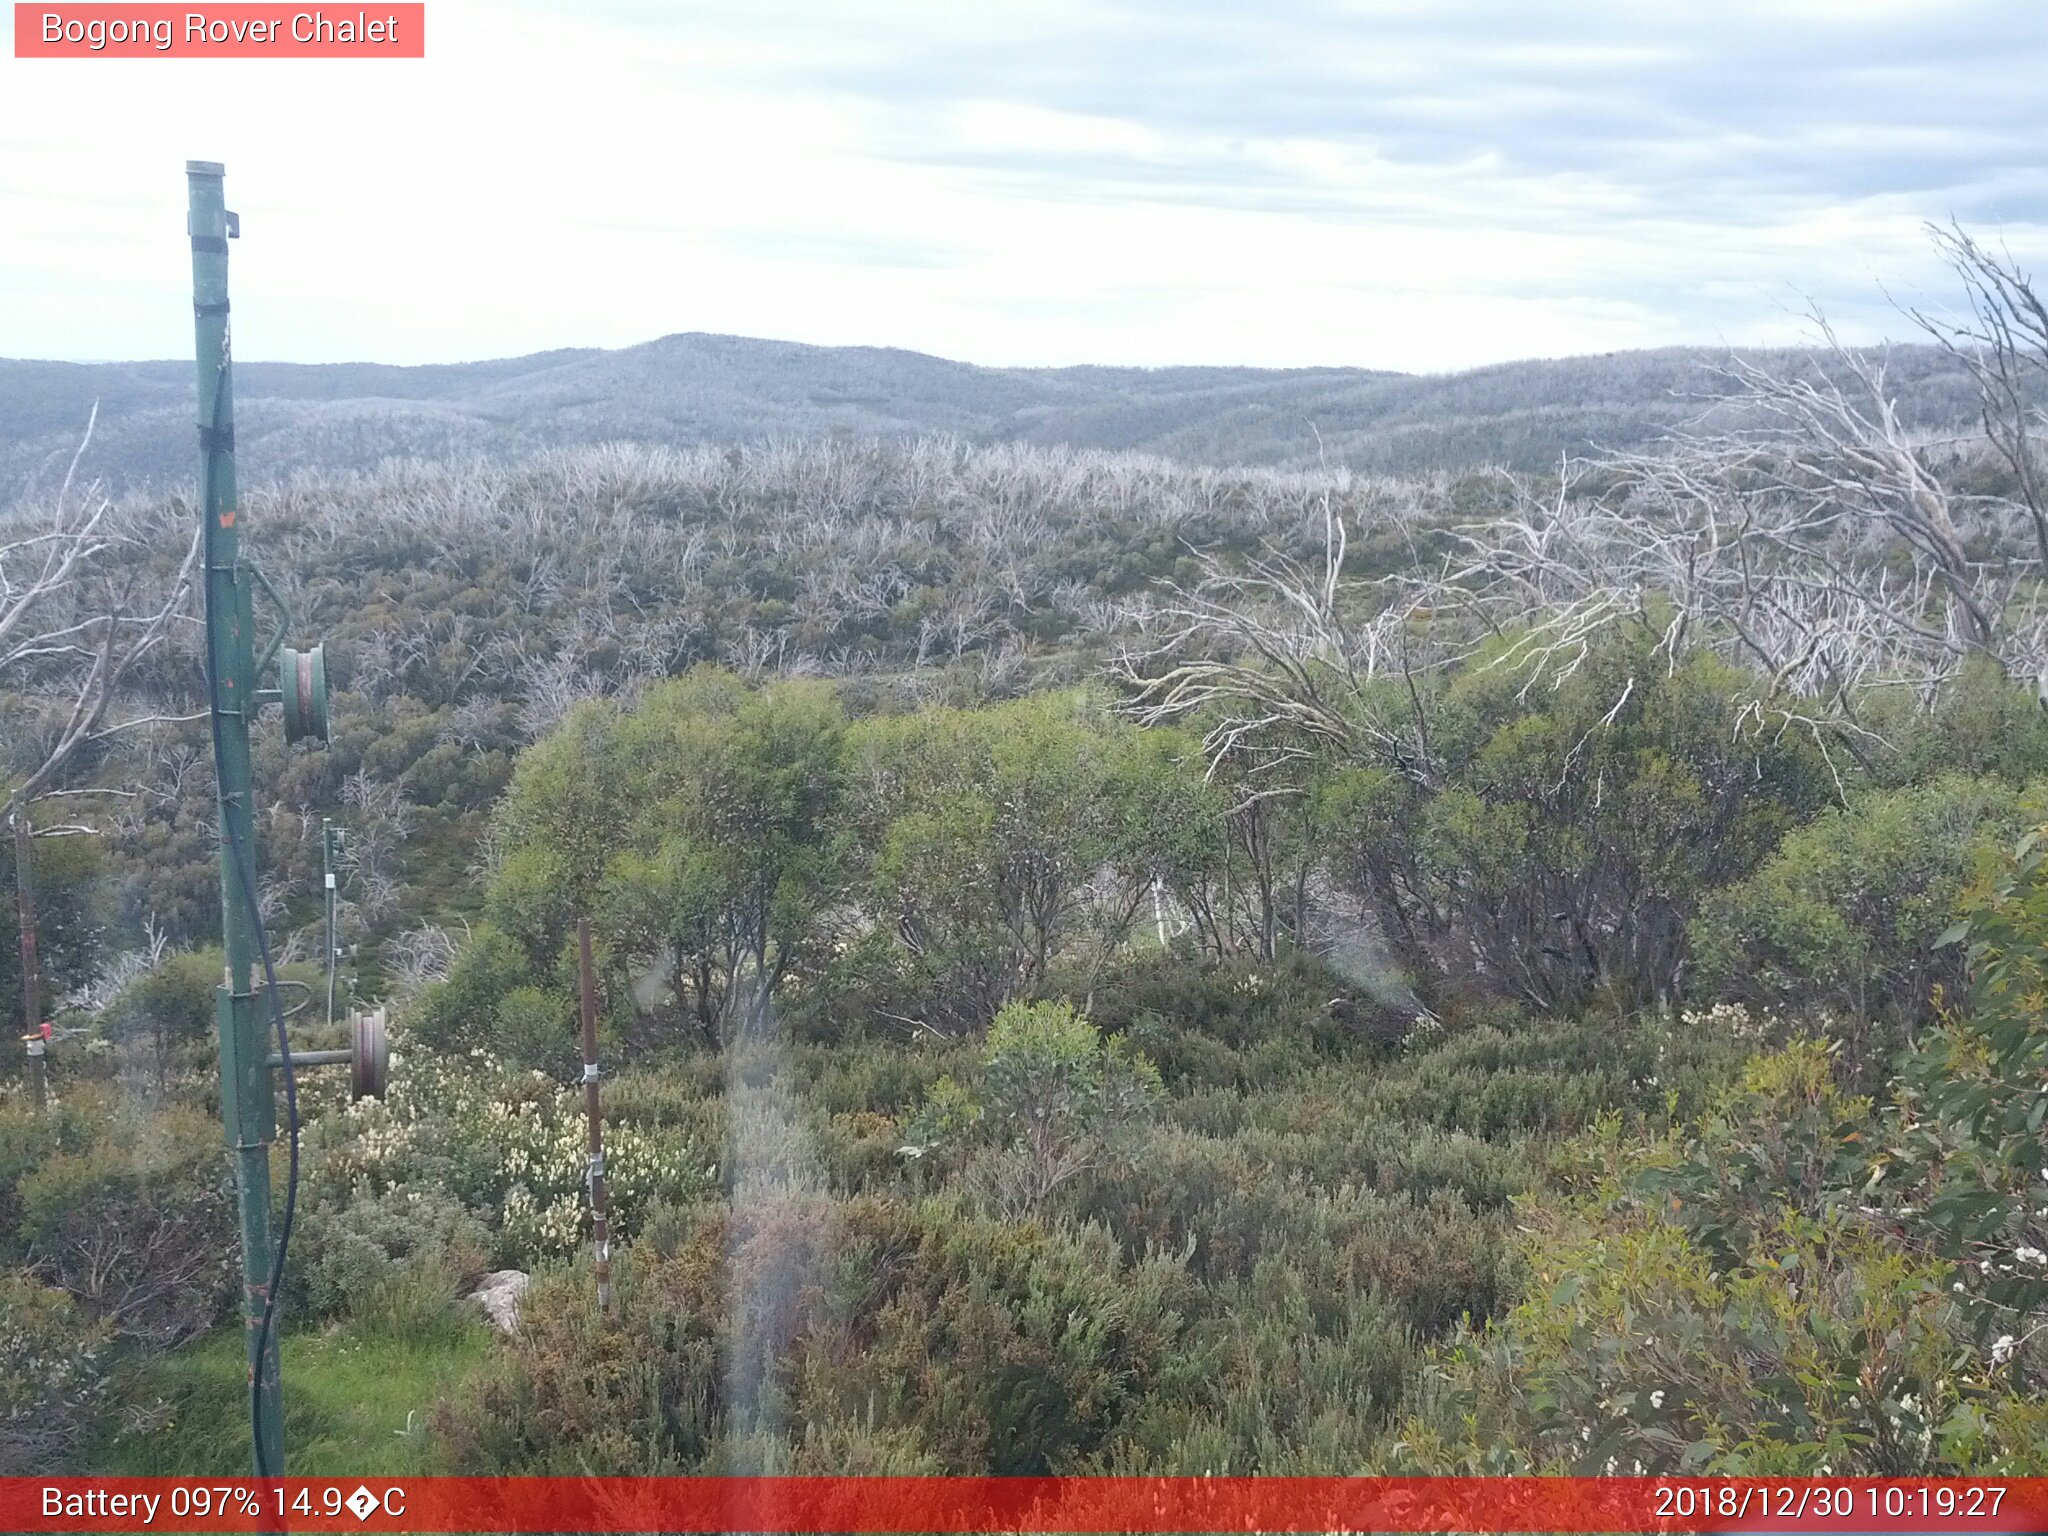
[265,1005,388,1101]
[279,643,330,745]
[349,1005,388,1100]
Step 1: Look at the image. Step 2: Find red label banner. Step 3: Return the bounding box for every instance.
[13,4,424,57]
[4,1476,2047,1533]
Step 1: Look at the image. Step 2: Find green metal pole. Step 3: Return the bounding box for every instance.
[188,159,285,1478]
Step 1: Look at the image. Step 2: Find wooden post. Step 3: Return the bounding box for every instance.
[13,812,45,1110]
[578,917,612,1312]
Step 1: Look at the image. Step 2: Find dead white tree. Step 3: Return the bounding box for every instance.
[1115,490,1447,786]
[338,771,414,926]
[1908,221,2048,591]
[514,647,603,739]
[384,920,466,999]
[1110,233,2048,1008]
[1436,318,2047,734]
[1124,226,2048,794]
[2,416,202,820]
[2,414,200,1079]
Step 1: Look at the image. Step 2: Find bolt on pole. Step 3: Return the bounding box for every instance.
[188,158,285,1478]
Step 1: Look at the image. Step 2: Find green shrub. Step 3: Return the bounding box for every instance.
[843,693,1176,1034]
[1394,1038,2048,1474]
[790,1040,968,1119]
[1878,824,2048,1365]
[0,1091,68,1256]
[1390,835,2048,1472]
[1069,1118,1510,1339]
[1104,1266,1418,1473]
[96,948,223,1084]
[0,832,108,1034]
[0,1273,116,1474]
[488,671,849,1046]
[1116,1010,1251,1092]
[905,1000,1162,1217]
[1087,952,1392,1068]
[493,985,580,1075]
[1874,659,2048,787]
[439,1241,724,1474]
[12,1102,233,1347]
[409,924,532,1054]
[442,1190,1199,1476]
[1691,774,2037,1072]
[292,1183,492,1331]
[1395,1197,2013,1473]
[812,1193,1197,1473]
[1335,630,1833,1014]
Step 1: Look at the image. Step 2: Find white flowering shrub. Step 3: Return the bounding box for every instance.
[1403,1011,1447,1049]
[1676,1001,1777,1045]
[306,1044,714,1262]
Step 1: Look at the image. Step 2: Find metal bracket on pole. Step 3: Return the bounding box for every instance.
[248,561,295,682]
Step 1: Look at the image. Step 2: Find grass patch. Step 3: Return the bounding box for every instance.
[95,1315,496,1476]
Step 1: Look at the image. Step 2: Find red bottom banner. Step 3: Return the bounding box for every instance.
[7,1476,2047,1534]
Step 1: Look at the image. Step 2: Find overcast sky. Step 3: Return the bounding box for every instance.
[3,0,2045,372]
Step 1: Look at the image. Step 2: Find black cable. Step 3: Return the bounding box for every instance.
[200,356,301,1479]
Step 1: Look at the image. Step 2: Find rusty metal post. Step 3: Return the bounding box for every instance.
[13,812,45,1110]
[578,917,612,1311]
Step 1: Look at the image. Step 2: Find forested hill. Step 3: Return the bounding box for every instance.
[0,333,1992,493]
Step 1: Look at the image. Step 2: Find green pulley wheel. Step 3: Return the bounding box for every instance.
[279,643,330,744]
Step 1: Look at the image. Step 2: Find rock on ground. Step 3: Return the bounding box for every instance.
[465,1269,530,1333]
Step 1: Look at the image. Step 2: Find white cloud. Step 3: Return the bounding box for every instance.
[0,0,2043,370]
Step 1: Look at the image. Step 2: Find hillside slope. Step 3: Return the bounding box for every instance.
[0,332,1992,492]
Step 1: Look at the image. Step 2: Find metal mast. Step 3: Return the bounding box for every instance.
[188,157,286,1477]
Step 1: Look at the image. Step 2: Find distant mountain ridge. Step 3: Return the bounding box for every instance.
[0,331,1995,494]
